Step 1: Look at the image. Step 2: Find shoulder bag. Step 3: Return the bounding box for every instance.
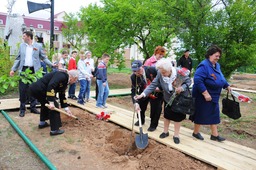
[222,91,241,120]
[171,84,195,115]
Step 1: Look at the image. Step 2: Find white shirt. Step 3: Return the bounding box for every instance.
[24,44,33,67]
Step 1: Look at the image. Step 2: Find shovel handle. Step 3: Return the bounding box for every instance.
[45,104,78,120]
[137,111,143,128]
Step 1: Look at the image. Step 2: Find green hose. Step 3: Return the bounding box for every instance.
[1,110,56,170]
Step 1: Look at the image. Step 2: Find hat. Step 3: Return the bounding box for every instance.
[131,60,143,72]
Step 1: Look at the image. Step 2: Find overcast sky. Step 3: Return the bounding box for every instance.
[0,0,101,18]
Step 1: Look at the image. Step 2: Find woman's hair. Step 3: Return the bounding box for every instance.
[205,45,222,59]
[154,46,166,56]
[155,58,173,72]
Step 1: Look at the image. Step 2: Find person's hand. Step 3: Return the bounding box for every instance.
[47,102,55,110]
[226,86,232,93]
[103,82,106,86]
[9,70,15,76]
[66,109,72,116]
[155,87,161,92]
[134,94,144,100]
[134,103,141,112]
[202,91,212,101]
[90,74,93,78]
[175,87,183,94]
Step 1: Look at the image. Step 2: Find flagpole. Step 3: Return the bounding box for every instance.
[50,0,54,50]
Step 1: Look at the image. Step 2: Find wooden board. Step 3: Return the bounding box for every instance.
[68,99,256,170]
[1,88,256,169]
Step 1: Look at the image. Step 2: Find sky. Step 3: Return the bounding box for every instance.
[0,0,101,18]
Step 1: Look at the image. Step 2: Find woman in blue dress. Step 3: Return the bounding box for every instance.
[191,45,231,142]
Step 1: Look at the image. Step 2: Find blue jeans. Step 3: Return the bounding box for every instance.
[78,79,88,103]
[84,79,91,101]
[68,83,76,97]
[96,80,109,107]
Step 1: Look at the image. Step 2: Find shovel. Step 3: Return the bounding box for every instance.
[45,104,78,120]
[135,111,148,149]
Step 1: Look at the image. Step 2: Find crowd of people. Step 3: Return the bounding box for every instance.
[10,31,231,142]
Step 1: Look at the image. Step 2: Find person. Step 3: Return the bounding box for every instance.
[51,53,61,72]
[131,60,163,132]
[58,50,69,70]
[96,53,110,108]
[191,45,231,142]
[68,50,78,99]
[77,50,93,105]
[28,70,79,136]
[84,51,95,102]
[135,58,191,144]
[177,49,193,76]
[144,46,166,67]
[9,31,55,117]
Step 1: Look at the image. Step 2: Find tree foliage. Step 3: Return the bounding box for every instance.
[62,0,256,77]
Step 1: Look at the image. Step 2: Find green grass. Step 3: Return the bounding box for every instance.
[108,67,131,74]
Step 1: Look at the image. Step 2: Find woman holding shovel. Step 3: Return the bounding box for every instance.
[135,58,191,144]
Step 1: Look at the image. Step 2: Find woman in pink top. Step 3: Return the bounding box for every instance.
[144,46,166,67]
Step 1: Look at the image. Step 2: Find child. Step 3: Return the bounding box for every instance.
[77,50,93,105]
[96,53,110,108]
[68,50,78,99]
[84,51,95,102]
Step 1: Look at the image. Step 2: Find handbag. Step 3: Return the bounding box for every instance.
[170,84,195,115]
[222,91,241,120]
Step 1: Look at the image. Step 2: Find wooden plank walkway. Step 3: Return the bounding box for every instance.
[1,88,256,169]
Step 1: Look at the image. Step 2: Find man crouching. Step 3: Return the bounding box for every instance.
[29,70,79,136]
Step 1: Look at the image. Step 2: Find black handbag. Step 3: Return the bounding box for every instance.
[222,91,241,120]
[170,84,195,115]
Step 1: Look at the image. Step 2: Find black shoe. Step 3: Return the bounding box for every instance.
[147,127,156,132]
[38,122,50,129]
[19,110,25,117]
[173,136,180,144]
[50,129,65,136]
[71,96,78,100]
[134,120,145,126]
[192,133,204,140]
[68,96,72,99]
[159,132,169,139]
[210,135,225,142]
[31,109,40,114]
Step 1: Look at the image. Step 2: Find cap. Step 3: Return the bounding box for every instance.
[131,60,142,72]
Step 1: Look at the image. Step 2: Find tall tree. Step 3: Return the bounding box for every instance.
[172,0,256,77]
[79,0,176,60]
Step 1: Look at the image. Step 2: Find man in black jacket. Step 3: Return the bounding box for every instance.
[131,60,163,132]
[177,49,193,76]
[29,70,79,136]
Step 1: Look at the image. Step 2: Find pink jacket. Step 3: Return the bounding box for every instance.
[144,55,157,67]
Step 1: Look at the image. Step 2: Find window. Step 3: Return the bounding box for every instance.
[54,26,59,31]
[54,34,59,41]
[0,19,3,25]
[38,24,43,29]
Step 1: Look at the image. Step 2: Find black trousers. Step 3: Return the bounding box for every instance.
[19,66,37,111]
[139,92,163,128]
[29,87,61,131]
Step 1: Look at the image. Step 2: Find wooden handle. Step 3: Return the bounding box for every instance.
[45,104,78,120]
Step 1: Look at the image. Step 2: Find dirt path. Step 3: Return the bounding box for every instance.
[0,109,214,170]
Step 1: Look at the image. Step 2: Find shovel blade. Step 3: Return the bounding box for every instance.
[135,133,149,149]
